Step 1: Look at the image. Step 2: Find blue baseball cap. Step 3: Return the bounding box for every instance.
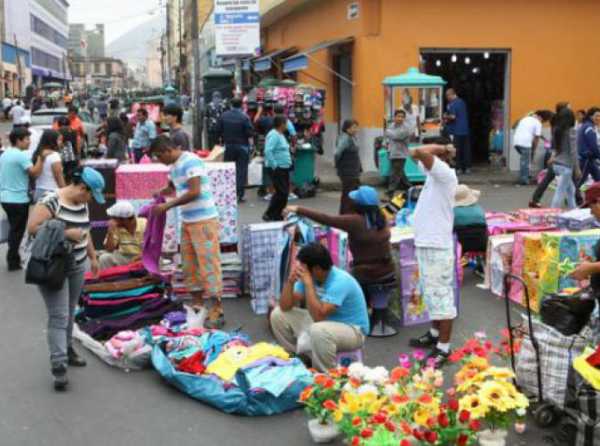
[348,185,380,207]
[81,167,105,204]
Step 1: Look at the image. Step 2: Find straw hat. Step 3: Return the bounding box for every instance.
[454,184,481,207]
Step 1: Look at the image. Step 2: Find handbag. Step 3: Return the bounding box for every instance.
[25,241,70,290]
[540,292,595,336]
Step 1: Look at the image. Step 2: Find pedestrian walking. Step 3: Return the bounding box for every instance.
[105,117,128,162]
[335,119,362,214]
[0,127,45,271]
[164,104,191,151]
[550,104,579,209]
[408,143,458,367]
[131,108,157,163]
[86,96,95,120]
[9,100,26,126]
[217,98,253,202]
[513,110,552,185]
[149,135,224,329]
[443,88,471,174]
[33,130,66,202]
[577,107,600,188]
[56,118,79,184]
[263,116,292,221]
[385,109,413,197]
[27,167,104,390]
[119,112,134,141]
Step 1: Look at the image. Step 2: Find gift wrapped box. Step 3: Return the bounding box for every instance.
[486,212,553,236]
[484,234,514,296]
[390,229,461,326]
[509,233,545,311]
[555,208,599,231]
[539,230,600,303]
[516,208,561,226]
[116,162,238,244]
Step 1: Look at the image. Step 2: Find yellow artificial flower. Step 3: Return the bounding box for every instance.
[467,357,490,371]
[333,409,344,423]
[341,392,361,414]
[413,407,430,427]
[459,394,490,420]
[368,397,388,414]
[384,404,399,416]
[485,367,515,381]
[479,381,511,412]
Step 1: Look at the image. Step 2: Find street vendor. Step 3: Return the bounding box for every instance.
[570,183,600,295]
[99,201,146,270]
[270,243,369,372]
[285,185,394,290]
[149,135,224,329]
[408,143,458,367]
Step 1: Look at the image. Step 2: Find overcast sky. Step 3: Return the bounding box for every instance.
[68,0,162,44]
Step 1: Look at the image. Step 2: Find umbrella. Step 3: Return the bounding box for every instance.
[42,82,63,89]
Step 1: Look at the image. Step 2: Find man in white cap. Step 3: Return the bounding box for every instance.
[99,201,147,269]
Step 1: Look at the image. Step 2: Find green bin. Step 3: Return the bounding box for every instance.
[292,145,316,188]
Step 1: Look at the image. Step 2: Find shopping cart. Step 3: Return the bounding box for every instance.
[503,273,560,427]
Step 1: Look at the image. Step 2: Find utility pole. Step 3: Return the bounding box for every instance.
[178,0,183,93]
[165,1,171,85]
[191,0,203,148]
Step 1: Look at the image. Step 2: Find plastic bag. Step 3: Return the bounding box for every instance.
[248,158,263,186]
[540,295,595,336]
[185,305,207,330]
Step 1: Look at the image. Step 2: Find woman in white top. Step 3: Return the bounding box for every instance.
[33,130,66,202]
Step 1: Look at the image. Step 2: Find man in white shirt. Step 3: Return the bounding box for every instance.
[9,100,25,126]
[408,143,458,367]
[2,96,13,120]
[513,110,553,185]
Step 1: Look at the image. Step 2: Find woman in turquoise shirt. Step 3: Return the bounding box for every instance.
[263,116,292,221]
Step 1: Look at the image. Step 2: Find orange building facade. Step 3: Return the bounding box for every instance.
[261,0,600,170]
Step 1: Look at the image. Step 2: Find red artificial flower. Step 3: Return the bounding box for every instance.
[360,428,374,439]
[400,421,413,435]
[438,412,450,428]
[339,367,348,376]
[413,429,425,440]
[457,434,469,446]
[419,394,433,404]
[392,394,410,404]
[424,431,438,444]
[384,420,396,432]
[322,400,337,411]
[390,367,410,383]
[459,410,471,423]
[351,436,361,446]
[314,374,328,386]
[323,378,335,389]
[372,412,387,424]
[352,416,362,427]
[448,398,459,412]
[400,440,413,446]
[426,417,437,429]
[484,340,493,351]
[449,350,465,362]
[474,347,488,358]
[350,377,361,388]
[469,420,481,431]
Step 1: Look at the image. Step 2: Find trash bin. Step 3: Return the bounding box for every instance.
[292,144,316,188]
[378,148,391,178]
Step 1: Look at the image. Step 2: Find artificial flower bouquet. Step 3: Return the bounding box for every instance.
[302,351,480,446]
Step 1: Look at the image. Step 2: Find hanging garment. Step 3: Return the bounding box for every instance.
[138,197,167,276]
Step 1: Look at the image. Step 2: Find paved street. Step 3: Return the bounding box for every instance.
[0,151,554,446]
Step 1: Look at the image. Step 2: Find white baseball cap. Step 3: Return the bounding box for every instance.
[107,201,136,219]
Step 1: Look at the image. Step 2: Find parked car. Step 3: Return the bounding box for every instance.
[30,108,100,150]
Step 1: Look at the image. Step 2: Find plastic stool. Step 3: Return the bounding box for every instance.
[366,279,399,338]
[336,349,364,367]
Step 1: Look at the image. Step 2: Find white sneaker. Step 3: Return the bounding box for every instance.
[262,193,272,201]
[288,193,298,201]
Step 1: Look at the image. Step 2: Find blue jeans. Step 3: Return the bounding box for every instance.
[515,145,531,184]
[551,164,576,209]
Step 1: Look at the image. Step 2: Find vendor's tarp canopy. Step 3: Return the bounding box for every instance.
[282,37,354,74]
[253,47,295,72]
[256,78,297,88]
[383,67,447,87]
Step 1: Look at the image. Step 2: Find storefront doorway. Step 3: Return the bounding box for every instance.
[420,49,511,164]
[334,52,353,130]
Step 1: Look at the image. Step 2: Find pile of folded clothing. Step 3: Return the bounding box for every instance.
[221,252,242,299]
[76,261,182,341]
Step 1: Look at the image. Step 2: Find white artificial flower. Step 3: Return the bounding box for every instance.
[516,408,527,417]
[357,383,379,395]
[384,384,398,398]
[348,362,366,380]
[364,366,389,385]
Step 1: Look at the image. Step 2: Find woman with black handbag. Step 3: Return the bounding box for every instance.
[26,167,104,391]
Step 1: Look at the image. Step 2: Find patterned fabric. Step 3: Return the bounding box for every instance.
[117,163,238,244]
[169,152,218,223]
[516,317,590,409]
[241,222,288,314]
[415,247,457,320]
[566,369,600,446]
[181,219,222,298]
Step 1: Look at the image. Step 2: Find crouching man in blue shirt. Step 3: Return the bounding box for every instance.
[270,243,369,372]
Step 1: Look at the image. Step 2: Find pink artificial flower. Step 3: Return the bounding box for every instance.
[412,349,426,361]
[398,353,411,368]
